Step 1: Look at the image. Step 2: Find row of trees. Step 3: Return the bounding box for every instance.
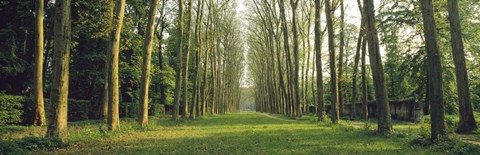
[0,0,244,141]
[247,0,478,140]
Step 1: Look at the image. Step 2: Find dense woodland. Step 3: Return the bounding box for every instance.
[0,0,480,153]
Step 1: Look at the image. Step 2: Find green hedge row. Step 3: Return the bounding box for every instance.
[0,95,92,125]
[1,95,165,126]
[0,95,24,125]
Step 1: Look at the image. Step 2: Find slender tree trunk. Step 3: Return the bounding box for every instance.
[107,0,126,130]
[173,0,184,120]
[338,0,345,117]
[47,0,71,142]
[325,0,339,123]
[182,0,193,118]
[314,0,325,121]
[352,0,365,118]
[290,0,302,118]
[191,0,204,119]
[361,35,368,120]
[363,0,392,133]
[34,0,46,126]
[421,0,447,141]
[102,0,114,120]
[447,0,478,133]
[138,0,159,127]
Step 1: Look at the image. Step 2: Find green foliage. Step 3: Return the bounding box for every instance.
[0,95,23,126]
[0,136,66,154]
[120,102,139,118]
[68,100,90,121]
[17,136,67,151]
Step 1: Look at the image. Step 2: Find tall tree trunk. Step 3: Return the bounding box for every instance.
[290,0,302,118]
[173,0,184,120]
[314,0,325,121]
[191,0,204,119]
[157,0,167,108]
[102,0,114,120]
[361,34,368,120]
[182,0,193,118]
[34,0,46,126]
[107,0,126,131]
[363,0,392,134]
[421,0,447,141]
[352,0,365,118]
[447,0,478,133]
[47,0,71,142]
[325,0,339,123]
[138,0,159,127]
[338,0,345,117]
[278,0,294,117]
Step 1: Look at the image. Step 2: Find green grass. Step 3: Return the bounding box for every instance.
[2,112,479,154]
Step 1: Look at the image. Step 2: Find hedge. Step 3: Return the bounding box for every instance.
[0,95,24,125]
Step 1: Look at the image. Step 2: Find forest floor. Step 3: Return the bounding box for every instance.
[1,112,480,154]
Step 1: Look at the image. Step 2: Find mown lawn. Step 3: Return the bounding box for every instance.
[2,112,477,154]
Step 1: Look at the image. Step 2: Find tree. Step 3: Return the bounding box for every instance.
[34,0,47,126]
[363,0,392,133]
[138,0,160,127]
[314,0,325,120]
[191,0,205,119]
[290,0,302,118]
[47,0,71,142]
[338,0,345,117]
[182,0,193,118]
[447,0,478,133]
[325,0,339,123]
[173,0,184,120]
[102,0,114,120]
[107,0,126,131]
[420,0,446,140]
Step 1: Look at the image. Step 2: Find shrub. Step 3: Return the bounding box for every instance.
[120,102,138,118]
[0,140,23,155]
[68,99,90,121]
[0,95,24,126]
[17,136,67,151]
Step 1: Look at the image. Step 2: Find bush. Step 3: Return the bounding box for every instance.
[120,102,138,118]
[17,136,67,151]
[0,140,23,155]
[68,99,90,121]
[431,138,480,155]
[0,95,24,126]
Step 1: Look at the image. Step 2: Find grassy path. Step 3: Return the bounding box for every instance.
[43,112,430,154]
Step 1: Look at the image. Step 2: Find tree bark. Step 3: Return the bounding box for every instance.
[290,0,302,118]
[138,0,159,127]
[420,0,446,140]
[363,0,392,133]
[447,0,478,133]
[47,0,71,142]
[325,0,339,123]
[191,0,205,119]
[173,0,184,120]
[34,0,46,126]
[107,0,126,131]
[314,0,325,120]
[338,0,345,117]
[182,0,193,118]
